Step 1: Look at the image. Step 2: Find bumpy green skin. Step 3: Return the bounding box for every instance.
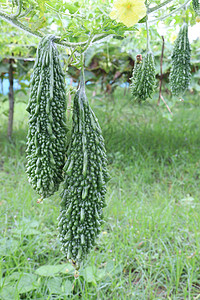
[192,0,200,14]
[58,81,109,267]
[131,61,142,86]
[130,52,156,102]
[169,23,191,97]
[26,35,68,199]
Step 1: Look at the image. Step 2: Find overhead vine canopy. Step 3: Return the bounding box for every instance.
[0,0,197,57]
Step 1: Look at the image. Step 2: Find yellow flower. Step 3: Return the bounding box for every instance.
[196,16,200,23]
[170,32,177,43]
[110,0,146,27]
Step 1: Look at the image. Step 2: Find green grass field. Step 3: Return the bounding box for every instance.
[1,88,200,299]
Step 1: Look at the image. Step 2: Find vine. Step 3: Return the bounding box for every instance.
[0,0,197,269]
[150,0,192,23]
[0,0,194,54]
[0,6,114,49]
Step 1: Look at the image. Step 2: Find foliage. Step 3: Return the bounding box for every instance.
[0,0,200,96]
[0,0,200,286]
[1,88,200,298]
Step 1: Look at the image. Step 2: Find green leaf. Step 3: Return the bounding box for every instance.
[0,63,9,73]
[64,3,79,14]
[0,97,8,103]
[80,266,97,283]
[194,69,200,78]
[105,260,123,276]
[46,277,62,294]
[0,238,19,256]
[2,109,9,117]
[138,16,147,23]
[29,220,40,228]
[5,272,21,282]
[95,269,107,281]
[17,274,39,294]
[86,83,97,91]
[15,89,28,96]
[79,265,110,283]
[59,263,75,274]
[35,264,71,277]
[62,280,73,296]
[0,286,17,300]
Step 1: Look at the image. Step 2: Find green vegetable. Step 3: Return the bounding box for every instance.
[192,0,200,15]
[58,77,109,268]
[169,23,191,97]
[26,35,68,199]
[130,52,156,102]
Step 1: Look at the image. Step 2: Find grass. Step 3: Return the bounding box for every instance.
[1,87,200,299]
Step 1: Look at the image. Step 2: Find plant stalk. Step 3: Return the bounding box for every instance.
[150,0,191,23]
[158,36,165,105]
[8,59,14,140]
[0,10,115,49]
[12,0,22,18]
[146,18,150,51]
[148,0,175,14]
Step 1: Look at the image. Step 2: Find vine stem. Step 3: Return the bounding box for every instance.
[0,10,43,38]
[146,18,150,51]
[149,0,192,23]
[0,10,113,49]
[145,1,150,51]
[161,95,172,114]
[18,5,33,18]
[148,0,175,14]
[158,36,165,106]
[8,58,14,140]
[80,53,86,87]
[12,0,22,18]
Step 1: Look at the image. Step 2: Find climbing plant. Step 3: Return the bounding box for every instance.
[0,0,199,269]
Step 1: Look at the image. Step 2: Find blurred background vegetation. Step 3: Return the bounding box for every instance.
[0,0,200,138]
[1,1,200,299]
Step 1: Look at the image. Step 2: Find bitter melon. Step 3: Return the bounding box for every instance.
[169,23,191,96]
[192,0,200,15]
[26,35,68,199]
[130,51,156,102]
[58,78,109,268]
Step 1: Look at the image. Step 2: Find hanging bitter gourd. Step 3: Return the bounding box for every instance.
[192,0,200,15]
[169,23,191,97]
[131,54,143,84]
[58,78,109,268]
[26,35,68,199]
[130,51,156,102]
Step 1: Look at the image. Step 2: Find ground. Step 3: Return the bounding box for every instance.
[0,87,200,299]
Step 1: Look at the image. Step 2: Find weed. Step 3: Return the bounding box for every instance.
[1,88,200,299]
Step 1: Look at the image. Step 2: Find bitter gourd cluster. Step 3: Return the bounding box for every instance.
[58,79,109,267]
[130,51,156,102]
[26,35,68,199]
[169,23,191,97]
